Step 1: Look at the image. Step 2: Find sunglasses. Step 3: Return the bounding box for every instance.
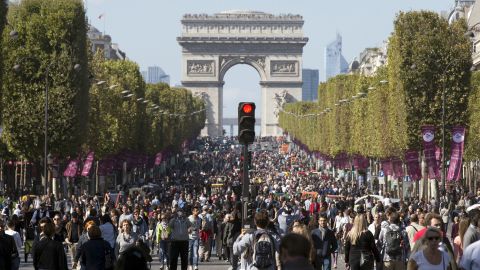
[427,236,440,241]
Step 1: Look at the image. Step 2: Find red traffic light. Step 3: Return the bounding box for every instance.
[242,104,253,114]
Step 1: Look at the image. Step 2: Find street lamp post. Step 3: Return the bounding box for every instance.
[14,61,81,194]
[45,63,81,194]
[441,78,446,195]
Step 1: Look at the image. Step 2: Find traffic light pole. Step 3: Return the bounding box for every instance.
[241,143,250,228]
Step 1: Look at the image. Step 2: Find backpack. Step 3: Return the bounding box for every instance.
[25,225,36,240]
[252,230,276,269]
[384,228,402,256]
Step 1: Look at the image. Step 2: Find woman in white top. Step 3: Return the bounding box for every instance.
[408,226,451,270]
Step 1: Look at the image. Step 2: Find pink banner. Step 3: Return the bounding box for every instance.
[435,145,442,173]
[447,126,466,181]
[154,152,163,166]
[63,159,79,177]
[405,150,421,181]
[81,151,95,176]
[353,155,369,170]
[422,126,440,179]
[382,159,393,176]
[392,157,404,178]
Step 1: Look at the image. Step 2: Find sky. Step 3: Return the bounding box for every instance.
[85,0,453,120]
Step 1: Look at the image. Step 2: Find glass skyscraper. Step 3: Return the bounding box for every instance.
[141,66,170,84]
[302,69,319,101]
[325,33,349,80]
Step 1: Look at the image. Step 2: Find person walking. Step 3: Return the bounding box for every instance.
[118,205,133,230]
[0,219,18,270]
[311,215,337,270]
[156,213,171,270]
[280,233,315,270]
[32,217,68,270]
[99,214,117,249]
[199,205,213,262]
[463,209,480,250]
[233,209,281,270]
[453,216,470,264]
[409,226,451,270]
[188,206,202,270]
[75,225,114,270]
[5,219,22,270]
[115,220,138,258]
[73,220,96,270]
[65,212,83,263]
[378,212,408,270]
[344,214,381,270]
[405,214,424,252]
[53,214,67,243]
[169,209,192,270]
[132,209,149,241]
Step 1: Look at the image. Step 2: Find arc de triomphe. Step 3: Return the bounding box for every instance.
[178,10,308,137]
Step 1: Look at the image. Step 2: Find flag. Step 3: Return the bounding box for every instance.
[81,151,95,176]
[447,126,466,181]
[422,125,440,179]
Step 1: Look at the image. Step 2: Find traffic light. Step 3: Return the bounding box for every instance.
[238,102,256,144]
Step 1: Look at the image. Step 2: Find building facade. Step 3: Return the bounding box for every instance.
[302,69,319,101]
[354,42,388,77]
[447,0,480,69]
[325,33,349,80]
[87,25,126,60]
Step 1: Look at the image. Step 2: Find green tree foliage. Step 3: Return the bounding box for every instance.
[87,54,147,159]
[88,54,206,157]
[1,0,89,160]
[148,86,205,153]
[388,11,471,151]
[0,0,6,123]
[466,71,480,160]
[280,11,472,160]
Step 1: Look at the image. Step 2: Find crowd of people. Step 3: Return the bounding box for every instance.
[0,136,479,270]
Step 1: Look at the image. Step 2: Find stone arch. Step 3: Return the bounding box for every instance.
[178,11,308,137]
[219,56,267,82]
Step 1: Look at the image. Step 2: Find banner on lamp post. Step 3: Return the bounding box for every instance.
[381,159,393,177]
[63,159,79,177]
[392,157,404,178]
[447,126,466,181]
[422,126,440,179]
[405,150,421,181]
[154,152,163,166]
[81,151,95,177]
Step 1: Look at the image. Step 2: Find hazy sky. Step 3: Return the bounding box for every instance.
[85,0,453,119]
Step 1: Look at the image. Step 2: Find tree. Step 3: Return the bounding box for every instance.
[0,0,7,123]
[151,86,205,152]
[1,0,90,161]
[87,54,147,159]
[388,11,471,151]
[280,11,472,162]
[466,71,480,160]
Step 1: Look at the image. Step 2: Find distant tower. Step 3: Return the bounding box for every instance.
[302,69,319,101]
[146,66,170,84]
[325,33,349,80]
